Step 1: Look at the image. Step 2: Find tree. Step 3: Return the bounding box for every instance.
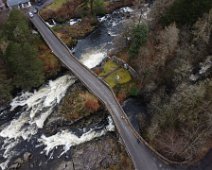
[157,23,179,66]
[93,0,105,15]
[0,58,12,104]
[5,42,44,90]
[129,23,148,57]
[2,9,31,42]
[160,0,212,27]
[147,81,212,161]
[193,9,212,45]
[90,0,94,15]
[149,0,175,25]
[81,0,105,16]
[1,10,45,90]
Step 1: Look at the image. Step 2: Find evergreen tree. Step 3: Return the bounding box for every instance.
[5,42,44,90]
[1,9,44,90]
[161,0,212,27]
[129,23,148,57]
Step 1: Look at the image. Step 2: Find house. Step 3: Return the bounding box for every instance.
[7,0,31,9]
[0,0,6,11]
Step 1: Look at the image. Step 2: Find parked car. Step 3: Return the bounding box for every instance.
[33,7,38,14]
[124,63,129,69]
[28,12,34,18]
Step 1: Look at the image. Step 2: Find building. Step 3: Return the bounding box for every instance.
[0,0,6,11]
[7,0,31,9]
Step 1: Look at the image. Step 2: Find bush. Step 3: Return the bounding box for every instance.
[94,0,105,15]
[161,0,212,27]
[129,86,139,96]
[129,23,148,57]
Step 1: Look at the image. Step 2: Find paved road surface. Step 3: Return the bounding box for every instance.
[30,13,174,170]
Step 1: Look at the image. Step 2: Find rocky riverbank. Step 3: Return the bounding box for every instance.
[13,134,133,170]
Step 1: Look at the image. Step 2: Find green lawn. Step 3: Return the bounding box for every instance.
[105,68,132,88]
[99,60,119,77]
[99,61,132,88]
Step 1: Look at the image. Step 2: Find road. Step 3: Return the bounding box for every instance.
[30,13,172,170]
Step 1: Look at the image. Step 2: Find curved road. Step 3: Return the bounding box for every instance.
[30,13,173,170]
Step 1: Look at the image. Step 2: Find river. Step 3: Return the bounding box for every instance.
[0,7,138,170]
[1,3,212,169]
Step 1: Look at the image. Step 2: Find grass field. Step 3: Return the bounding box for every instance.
[99,61,132,88]
[99,60,119,77]
[105,68,132,88]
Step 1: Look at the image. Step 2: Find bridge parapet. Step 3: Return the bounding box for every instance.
[32,13,190,167]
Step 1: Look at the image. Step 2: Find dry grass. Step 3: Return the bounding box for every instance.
[44,0,70,11]
[53,17,97,47]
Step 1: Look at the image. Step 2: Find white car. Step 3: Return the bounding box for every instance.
[124,63,129,69]
[28,12,34,18]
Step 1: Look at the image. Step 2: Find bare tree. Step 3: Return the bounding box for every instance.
[193,9,212,44]
[157,22,179,65]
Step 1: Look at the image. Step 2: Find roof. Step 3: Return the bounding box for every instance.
[7,0,29,7]
[0,0,5,7]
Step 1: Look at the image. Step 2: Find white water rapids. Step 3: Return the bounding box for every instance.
[0,58,114,170]
[0,6,138,169]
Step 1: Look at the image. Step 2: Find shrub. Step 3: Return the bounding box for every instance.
[85,98,100,112]
[93,0,105,15]
[129,23,148,57]
[129,86,139,96]
[161,0,212,27]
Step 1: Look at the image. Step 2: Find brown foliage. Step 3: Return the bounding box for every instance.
[85,98,100,112]
[55,17,97,40]
[60,88,101,121]
[0,11,8,27]
[117,91,127,103]
[105,0,135,13]
[82,92,100,113]
[193,9,212,44]
[156,22,179,65]
[36,41,61,77]
[93,67,102,75]
[41,0,83,21]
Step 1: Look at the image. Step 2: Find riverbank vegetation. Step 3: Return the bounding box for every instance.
[41,0,134,22]
[94,59,138,102]
[53,17,98,47]
[116,0,212,163]
[0,10,44,104]
[0,10,62,105]
[59,83,101,121]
